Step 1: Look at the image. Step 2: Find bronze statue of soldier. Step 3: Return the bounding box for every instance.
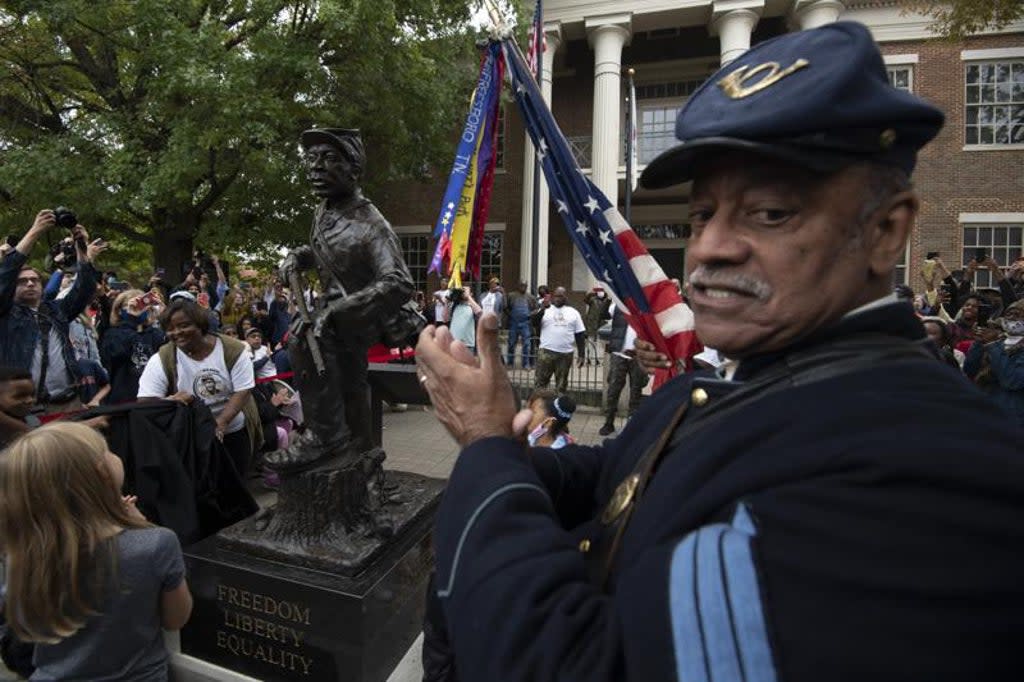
[266,128,424,474]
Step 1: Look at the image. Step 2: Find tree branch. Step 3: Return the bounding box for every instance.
[92,218,154,245]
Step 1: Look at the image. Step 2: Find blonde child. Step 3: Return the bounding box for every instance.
[0,422,192,680]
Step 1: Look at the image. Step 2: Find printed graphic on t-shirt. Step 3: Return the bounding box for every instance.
[193,368,230,404]
[131,342,152,373]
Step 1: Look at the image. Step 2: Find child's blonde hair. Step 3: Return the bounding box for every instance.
[109,289,146,327]
[0,422,149,642]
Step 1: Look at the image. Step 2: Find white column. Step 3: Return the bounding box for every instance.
[536,23,561,289]
[520,23,562,291]
[792,0,845,29]
[519,137,536,290]
[710,0,764,65]
[579,13,631,291]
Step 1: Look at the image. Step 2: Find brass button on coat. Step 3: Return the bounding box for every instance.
[578,539,591,553]
[691,387,709,407]
[601,474,641,524]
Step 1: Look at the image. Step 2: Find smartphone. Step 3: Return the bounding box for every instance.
[155,267,166,277]
[109,282,129,292]
[926,251,939,260]
[975,248,988,263]
[139,291,162,307]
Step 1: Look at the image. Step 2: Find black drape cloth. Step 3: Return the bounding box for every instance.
[72,400,258,544]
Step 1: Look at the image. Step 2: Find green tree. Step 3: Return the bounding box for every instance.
[0,0,479,278]
[908,0,1024,40]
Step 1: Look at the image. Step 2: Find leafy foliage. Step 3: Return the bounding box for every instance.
[906,0,1024,40]
[0,0,480,276]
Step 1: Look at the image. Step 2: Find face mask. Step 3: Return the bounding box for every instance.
[120,310,149,325]
[1001,319,1024,336]
[527,422,548,447]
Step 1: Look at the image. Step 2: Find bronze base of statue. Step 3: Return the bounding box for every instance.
[218,448,444,576]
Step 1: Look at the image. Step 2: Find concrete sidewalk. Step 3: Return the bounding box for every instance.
[379,402,622,481]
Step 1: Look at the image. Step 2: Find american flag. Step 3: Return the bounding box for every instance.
[525,0,545,79]
[502,38,701,382]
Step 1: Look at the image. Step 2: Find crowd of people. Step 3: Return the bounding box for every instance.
[0,209,307,679]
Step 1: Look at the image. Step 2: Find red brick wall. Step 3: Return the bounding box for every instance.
[881,32,1024,289]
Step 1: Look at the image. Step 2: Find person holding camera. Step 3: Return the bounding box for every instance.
[964,299,1024,428]
[0,209,105,414]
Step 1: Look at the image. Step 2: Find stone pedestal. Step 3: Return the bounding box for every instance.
[180,476,441,682]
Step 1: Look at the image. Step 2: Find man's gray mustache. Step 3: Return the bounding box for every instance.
[688,267,774,301]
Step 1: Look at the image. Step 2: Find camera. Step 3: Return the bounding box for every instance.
[49,238,77,268]
[53,206,78,230]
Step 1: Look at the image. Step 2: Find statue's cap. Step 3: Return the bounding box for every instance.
[300,128,362,150]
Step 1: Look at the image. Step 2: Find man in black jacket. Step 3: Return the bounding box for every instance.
[598,305,647,436]
[414,23,1024,682]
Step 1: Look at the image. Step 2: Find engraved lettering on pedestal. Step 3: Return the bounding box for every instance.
[215,584,314,676]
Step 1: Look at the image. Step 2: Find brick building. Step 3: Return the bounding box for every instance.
[375,1,1024,298]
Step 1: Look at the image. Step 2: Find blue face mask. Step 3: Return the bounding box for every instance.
[120,310,149,325]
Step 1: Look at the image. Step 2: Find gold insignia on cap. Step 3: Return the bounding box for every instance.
[601,474,641,525]
[718,59,810,99]
[879,128,897,149]
[691,387,709,407]
[578,539,592,553]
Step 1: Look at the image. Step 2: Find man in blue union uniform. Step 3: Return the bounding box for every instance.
[414,22,1024,682]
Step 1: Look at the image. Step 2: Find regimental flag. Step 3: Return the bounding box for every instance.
[501,38,701,384]
[526,0,545,79]
[429,43,505,287]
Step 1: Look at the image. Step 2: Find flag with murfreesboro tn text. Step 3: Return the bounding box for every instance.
[501,38,701,383]
[429,42,505,287]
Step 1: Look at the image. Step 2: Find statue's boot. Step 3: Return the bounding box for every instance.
[263,429,351,473]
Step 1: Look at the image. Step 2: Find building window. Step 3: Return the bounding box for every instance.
[400,234,431,295]
[634,78,708,165]
[637,104,680,164]
[964,60,1024,145]
[480,232,503,283]
[887,66,913,92]
[962,224,1024,287]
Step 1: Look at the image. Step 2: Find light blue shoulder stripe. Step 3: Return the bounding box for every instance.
[437,482,548,599]
[669,503,778,682]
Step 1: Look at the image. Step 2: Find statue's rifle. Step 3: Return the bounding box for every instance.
[288,271,327,375]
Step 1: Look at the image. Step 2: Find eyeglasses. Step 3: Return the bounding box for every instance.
[16,277,40,286]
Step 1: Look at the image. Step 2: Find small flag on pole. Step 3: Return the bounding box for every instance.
[501,38,701,384]
[526,0,545,79]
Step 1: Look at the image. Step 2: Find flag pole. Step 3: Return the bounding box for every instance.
[625,67,636,225]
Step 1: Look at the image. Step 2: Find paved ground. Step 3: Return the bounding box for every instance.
[380,401,622,478]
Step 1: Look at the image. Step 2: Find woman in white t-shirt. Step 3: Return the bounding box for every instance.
[137,299,256,476]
